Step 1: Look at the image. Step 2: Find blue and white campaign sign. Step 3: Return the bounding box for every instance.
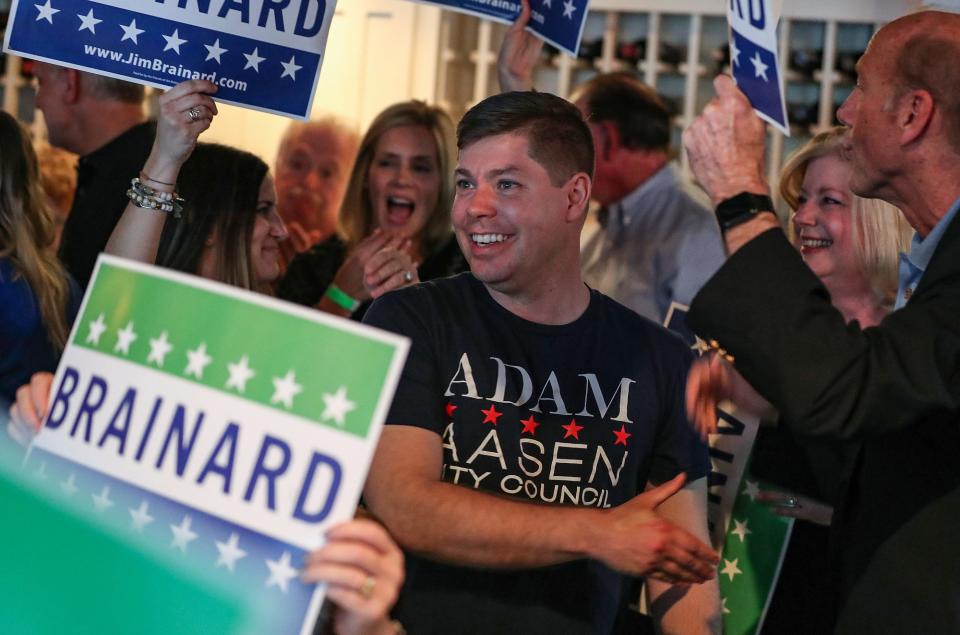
[3,0,337,119]
[727,0,789,135]
[409,0,590,57]
[23,255,409,635]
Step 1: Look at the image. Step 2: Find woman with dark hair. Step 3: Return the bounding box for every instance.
[156,142,285,292]
[0,111,78,406]
[106,84,287,291]
[14,81,404,635]
[277,100,466,319]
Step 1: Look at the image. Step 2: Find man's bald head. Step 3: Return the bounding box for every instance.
[877,10,960,153]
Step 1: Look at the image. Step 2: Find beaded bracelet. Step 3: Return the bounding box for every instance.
[324,283,360,313]
[126,177,185,218]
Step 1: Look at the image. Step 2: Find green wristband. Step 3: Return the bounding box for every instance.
[325,284,360,313]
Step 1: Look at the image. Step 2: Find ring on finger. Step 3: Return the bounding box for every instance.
[403,270,413,283]
[782,495,800,509]
[187,106,203,123]
[359,574,376,598]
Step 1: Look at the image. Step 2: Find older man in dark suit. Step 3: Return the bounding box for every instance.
[682,10,960,633]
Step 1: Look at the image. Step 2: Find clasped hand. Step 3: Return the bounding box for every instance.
[333,229,420,303]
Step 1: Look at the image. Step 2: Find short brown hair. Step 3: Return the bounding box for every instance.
[457,90,594,186]
[84,71,145,104]
[574,73,672,153]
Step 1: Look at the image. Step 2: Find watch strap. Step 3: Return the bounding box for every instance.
[715,192,775,231]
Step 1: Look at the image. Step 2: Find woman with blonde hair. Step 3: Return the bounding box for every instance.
[0,111,78,404]
[779,126,913,317]
[277,100,467,319]
[687,126,913,631]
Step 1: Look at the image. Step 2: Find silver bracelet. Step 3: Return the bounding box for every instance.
[126,177,184,218]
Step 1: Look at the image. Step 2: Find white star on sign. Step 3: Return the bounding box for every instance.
[562,0,576,19]
[163,29,187,54]
[226,355,255,393]
[743,479,760,502]
[170,515,198,552]
[731,518,751,543]
[60,473,78,496]
[86,313,107,345]
[265,551,298,593]
[321,386,356,427]
[119,18,145,44]
[721,557,743,582]
[204,38,228,63]
[35,0,59,24]
[92,485,114,513]
[185,342,212,379]
[114,321,138,355]
[271,370,303,409]
[215,532,248,573]
[77,8,101,34]
[147,331,173,367]
[280,55,302,80]
[721,596,731,615]
[129,500,155,533]
[542,0,553,8]
[243,47,266,72]
[750,51,769,81]
[730,40,741,67]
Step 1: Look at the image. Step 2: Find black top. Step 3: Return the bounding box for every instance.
[58,121,157,289]
[276,233,467,320]
[363,273,709,635]
[688,226,960,633]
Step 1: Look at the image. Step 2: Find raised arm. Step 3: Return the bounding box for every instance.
[682,75,778,255]
[105,80,218,263]
[496,0,542,92]
[364,424,718,583]
[682,75,960,441]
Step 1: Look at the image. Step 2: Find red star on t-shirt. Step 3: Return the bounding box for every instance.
[481,404,503,426]
[562,419,584,440]
[613,424,632,446]
[445,402,457,418]
[520,415,540,436]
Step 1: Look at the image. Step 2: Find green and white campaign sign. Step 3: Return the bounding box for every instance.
[23,255,409,634]
[717,473,794,634]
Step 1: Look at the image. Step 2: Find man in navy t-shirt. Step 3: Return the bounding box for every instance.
[363,91,720,634]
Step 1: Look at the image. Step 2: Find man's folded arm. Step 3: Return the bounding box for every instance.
[364,425,719,583]
[364,425,594,568]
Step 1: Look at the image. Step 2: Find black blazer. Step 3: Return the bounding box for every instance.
[687,215,960,633]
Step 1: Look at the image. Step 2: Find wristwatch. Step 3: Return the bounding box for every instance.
[714,192,775,232]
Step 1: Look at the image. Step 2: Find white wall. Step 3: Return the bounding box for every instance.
[202,0,441,166]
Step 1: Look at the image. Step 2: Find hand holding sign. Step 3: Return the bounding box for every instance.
[7,372,53,447]
[497,0,543,92]
[683,75,770,207]
[146,80,219,184]
[303,518,405,635]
